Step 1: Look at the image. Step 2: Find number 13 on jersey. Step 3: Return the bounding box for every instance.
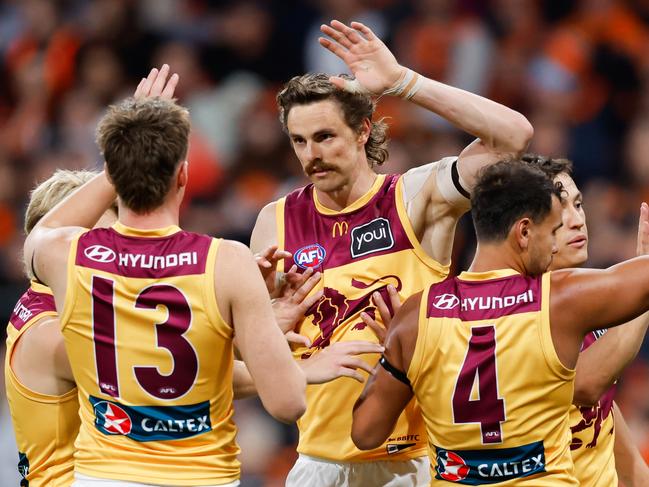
[452,325,506,444]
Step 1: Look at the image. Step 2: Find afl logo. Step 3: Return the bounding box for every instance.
[94,401,132,435]
[84,245,116,263]
[294,243,326,269]
[437,450,469,482]
[433,293,460,310]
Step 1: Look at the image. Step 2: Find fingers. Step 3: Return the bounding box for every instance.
[320,24,354,49]
[318,37,349,60]
[372,291,392,325]
[387,285,402,314]
[360,311,386,343]
[150,64,170,96]
[161,73,179,99]
[285,331,311,348]
[350,21,376,40]
[329,20,364,44]
[340,356,376,375]
[291,271,322,305]
[134,78,146,98]
[137,67,159,98]
[334,340,384,355]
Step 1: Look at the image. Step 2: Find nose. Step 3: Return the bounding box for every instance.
[565,204,584,229]
[305,140,322,162]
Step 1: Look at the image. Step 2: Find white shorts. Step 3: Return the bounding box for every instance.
[285,454,431,487]
[73,473,240,487]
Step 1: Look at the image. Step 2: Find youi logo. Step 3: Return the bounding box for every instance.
[294,243,326,269]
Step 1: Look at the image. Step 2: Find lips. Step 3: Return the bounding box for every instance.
[568,235,587,247]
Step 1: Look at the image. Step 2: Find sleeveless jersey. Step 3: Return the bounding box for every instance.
[5,281,78,486]
[278,173,449,461]
[569,330,617,486]
[60,222,239,486]
[409,269,577,485]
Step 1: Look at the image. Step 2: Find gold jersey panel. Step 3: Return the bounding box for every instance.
[279,174,448,461]
[60,223,239,486]
[5,281,78,487]
[409,270,578,485]
[569,329,617,486]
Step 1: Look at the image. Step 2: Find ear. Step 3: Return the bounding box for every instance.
[103,162,114,185]
[358,118,371,145]
[513,217,532,250]
[177,161,189,189]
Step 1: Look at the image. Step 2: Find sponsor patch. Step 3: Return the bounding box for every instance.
[350,218,394,258]
[434,441,546,484]
[84,245,116,263]
[294,243,326,269]
[90,395,211,442]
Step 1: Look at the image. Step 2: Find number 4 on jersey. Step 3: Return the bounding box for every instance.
[452,325,505,444]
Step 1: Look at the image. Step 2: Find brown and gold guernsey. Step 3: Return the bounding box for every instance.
[277,173,449,462]
[569,330,617,486]
[60,223,239,486]
[5,281,79,487]
[410,270,577,485]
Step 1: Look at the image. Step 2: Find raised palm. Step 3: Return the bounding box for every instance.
[319,20,404,95]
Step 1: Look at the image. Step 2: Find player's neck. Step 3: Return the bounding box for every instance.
[118,203,180,230]
[469,242,526,275]
[314,167,378,211]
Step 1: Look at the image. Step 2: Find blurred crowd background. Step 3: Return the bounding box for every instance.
[1,0,649,485]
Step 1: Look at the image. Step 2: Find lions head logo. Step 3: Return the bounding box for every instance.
[84,245,116,263]
[433,293,460,310]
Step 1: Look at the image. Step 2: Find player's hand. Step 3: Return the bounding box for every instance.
[134,64,179,100]
[272,267,323,347]
[636,202,649,256]
[301,341,384,384]
[359,285,401,344]
[254,245,293,297]
[319,20,405,96]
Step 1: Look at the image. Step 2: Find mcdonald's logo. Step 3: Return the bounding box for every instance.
[332,221,349,237]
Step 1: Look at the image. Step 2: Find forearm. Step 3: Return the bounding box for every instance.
[36,171,115,231]
[408,76,532,154]
[574,313,649,405]
[613,403,649,486]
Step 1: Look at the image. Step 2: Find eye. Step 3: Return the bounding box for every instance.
[292,137,305,145]
[575,201,583,210]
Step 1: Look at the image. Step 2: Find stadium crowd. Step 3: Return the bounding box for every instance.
[1,0,649,485]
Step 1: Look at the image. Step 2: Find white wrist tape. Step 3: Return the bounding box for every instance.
[383,68,423,100]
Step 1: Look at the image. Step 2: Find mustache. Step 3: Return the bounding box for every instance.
[305,161,336,175]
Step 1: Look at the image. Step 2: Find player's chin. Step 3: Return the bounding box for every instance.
[557,247,588,269]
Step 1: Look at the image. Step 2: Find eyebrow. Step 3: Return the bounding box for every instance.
[573,192,582,202]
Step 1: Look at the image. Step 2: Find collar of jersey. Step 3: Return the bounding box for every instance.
[30,280,53,295]
[111,221,181,238]
[313,174,385,215]
[458,268,522,281]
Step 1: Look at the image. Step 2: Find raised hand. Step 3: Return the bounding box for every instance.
[272,267,323,347]
[134,64,179,100]
[301,341,384,384]
[319,20,404,95]
[254,245,293,297]
[636,202,649,257]
[359,285,401,344]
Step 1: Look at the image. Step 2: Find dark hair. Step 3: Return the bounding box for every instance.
[471,160,563,242]
[521,153,573,179]
[276,73,388,166]
[96,97,190,213]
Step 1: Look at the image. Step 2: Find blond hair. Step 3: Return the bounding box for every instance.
[25,169,104,234]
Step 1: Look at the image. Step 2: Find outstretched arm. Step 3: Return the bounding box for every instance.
[613,403,649,487]
[574,204,649,405]
[319,20,533,191]
[351,292,421,450]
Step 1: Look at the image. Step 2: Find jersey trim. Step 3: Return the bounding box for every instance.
[275,197,286,274]
[313,174,386,215]
[395,177,450,276]
[60,231,84,331]
[540,272,575,380]
[112,221,182,237]
[407,287,437,388]
[203,239,233,339]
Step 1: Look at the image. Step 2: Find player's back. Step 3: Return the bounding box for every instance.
[60,222,239,485]
[408,269,577,485]
[5,281,79,486]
